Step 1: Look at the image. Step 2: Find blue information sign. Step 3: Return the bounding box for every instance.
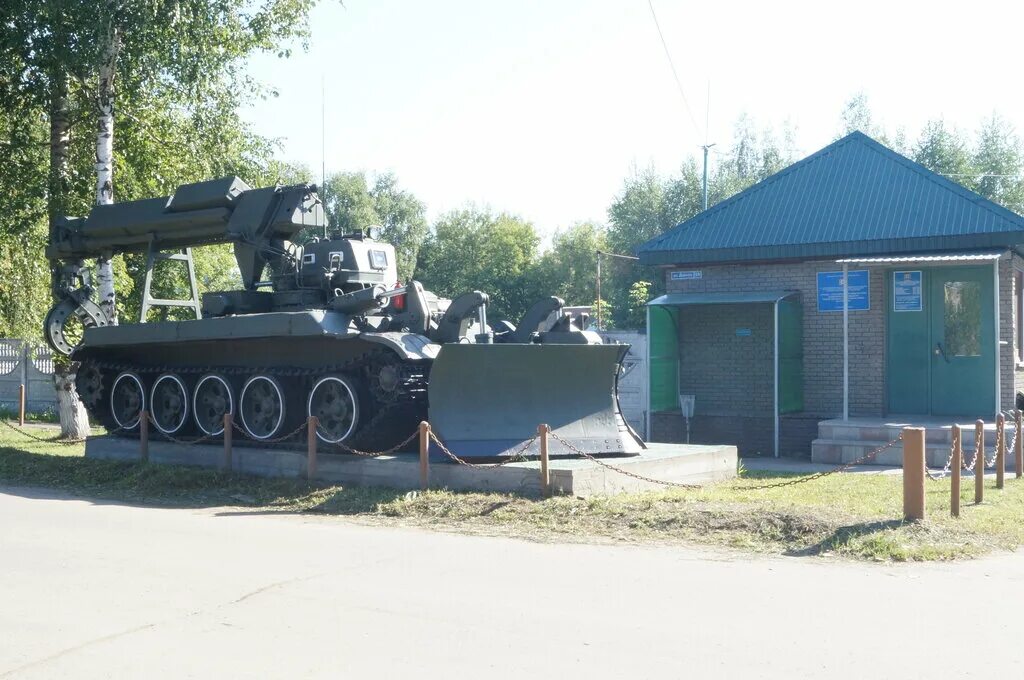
[893,270,922,312]
[817,270,869,312]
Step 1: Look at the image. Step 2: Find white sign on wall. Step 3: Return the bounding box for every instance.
[670,270,702,281]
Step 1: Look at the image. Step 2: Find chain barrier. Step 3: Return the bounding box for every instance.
[1,418,125,446]
[547,429,703,488]
[144,412,221,447]
[231,419,308,445]
[429,430,539,469]
[740,433,906,491]
[327,430,419,458]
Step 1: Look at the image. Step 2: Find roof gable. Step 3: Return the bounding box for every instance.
[637,131,1024,265]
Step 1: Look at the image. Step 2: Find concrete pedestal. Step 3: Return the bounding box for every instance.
[84,437,737,497]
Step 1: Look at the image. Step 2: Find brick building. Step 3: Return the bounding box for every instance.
[637,132,1024,458]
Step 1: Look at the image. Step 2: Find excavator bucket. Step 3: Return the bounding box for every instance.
[427,343,645,459]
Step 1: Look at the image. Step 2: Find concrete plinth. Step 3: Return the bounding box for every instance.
[84,437,737,497]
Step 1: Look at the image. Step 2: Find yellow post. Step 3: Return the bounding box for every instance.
[975,419,985,504]
[17,384,25,426]
[139,410,149,462]
[996,413,1005,490]
[418,421,430,491]
[539,424,550,497]
[951,425,961,518]
[902,427,926,521]
[307,415,318,481]
[1016,409,1023,480]
[222,413,233,471]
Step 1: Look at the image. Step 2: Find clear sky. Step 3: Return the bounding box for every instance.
[243,0,1024,236]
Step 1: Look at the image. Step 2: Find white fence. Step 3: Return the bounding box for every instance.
[0,340,56,414]
[599,330,648,439]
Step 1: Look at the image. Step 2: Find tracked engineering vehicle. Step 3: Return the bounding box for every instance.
[44,177,643,457]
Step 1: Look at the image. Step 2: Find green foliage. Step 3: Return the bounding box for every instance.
[625,280,653,329]
[416,208,540,322]
[0,0,319,339]
[320,171,428,281]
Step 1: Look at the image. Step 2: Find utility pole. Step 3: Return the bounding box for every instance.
[701,143,716,211]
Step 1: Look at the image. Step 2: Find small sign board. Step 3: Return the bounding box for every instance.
[892,270,923,312]
[817,270,869,312]
[670,270,702,281]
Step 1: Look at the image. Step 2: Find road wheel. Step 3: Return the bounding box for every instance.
[193,374,234,436]
[150,373,190,435]
[239,374,286,440]
[307,375,360,444]
[110,371,145,431]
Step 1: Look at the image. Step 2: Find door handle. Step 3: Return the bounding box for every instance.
[935,342,951,363]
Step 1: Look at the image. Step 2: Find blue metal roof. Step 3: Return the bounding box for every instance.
[637,131,1024,266]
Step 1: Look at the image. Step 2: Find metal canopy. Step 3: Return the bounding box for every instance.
[646,289,799,459]
[835,251,1004,264]
[647,291,797,306]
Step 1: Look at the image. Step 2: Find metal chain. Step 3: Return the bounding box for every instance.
[1,418,125,445]
[547,429,704,488]
[231,419,309,445]
[738,433,906,491]
[429,431,538,469]
[964,429,983,472]
[144,412,221,447]
[327,429,419,458]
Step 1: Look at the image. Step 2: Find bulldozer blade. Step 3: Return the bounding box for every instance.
[427,343,645,459]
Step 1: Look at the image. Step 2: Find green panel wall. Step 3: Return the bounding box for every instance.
[778,300,804,413]
[648,305,680,412]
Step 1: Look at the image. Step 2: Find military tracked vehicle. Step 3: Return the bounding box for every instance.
[44,177,643,457]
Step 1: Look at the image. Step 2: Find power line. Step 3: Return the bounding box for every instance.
[645,0,702,139]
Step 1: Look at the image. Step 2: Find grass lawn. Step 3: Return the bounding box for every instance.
[2,420,1023,562]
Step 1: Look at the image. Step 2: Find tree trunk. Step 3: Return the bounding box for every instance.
[54,365,90,440]
[95,22,121,325]
[49,72,92,439]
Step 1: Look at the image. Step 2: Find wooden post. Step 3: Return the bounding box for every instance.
[222,413,233,471]
[418,421,430,491]
[139,410,149,462]
[975,419,985,504]
[951,425,961,518]
[307,416,318,481]
[1016,409,1023,480]
[17,384,25,426]
[902,427,926,521]
[997,413,1006,490]
[539,423,550,497]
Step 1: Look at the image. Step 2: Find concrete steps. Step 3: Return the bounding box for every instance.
[811,417,1021,469]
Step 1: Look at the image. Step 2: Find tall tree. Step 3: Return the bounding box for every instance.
[416,208,539,322]
[0,0,318,435]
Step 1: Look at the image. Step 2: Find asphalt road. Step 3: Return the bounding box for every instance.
[2,487,1023,679]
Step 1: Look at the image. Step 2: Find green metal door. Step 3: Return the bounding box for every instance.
[929,266,994,416]
[887,265,995,416]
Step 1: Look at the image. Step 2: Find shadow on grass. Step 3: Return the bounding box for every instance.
[786,518,906,557]
[0,446,408,515]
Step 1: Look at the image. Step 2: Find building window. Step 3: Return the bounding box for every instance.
[1016,270,1024,363]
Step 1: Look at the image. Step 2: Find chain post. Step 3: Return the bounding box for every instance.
[997,413,1005,490]
[951,425,962,518]
[1017,409,1023,480]
[975,419,985,504]
[18,384,25,426]
[139,410,149,462]
[538,424,550,497]
[223,413,233,471]
[902,427,926,521]
[307,415,318,481]
[418,421,430,491]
